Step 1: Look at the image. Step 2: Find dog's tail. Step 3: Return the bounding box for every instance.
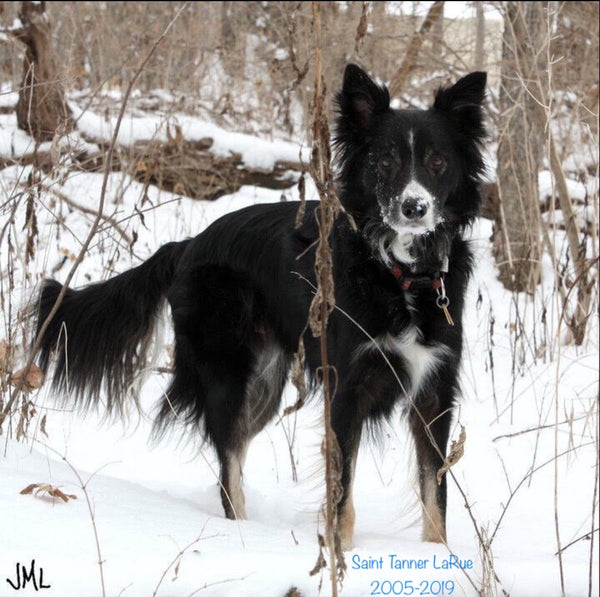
[34,240,189,414]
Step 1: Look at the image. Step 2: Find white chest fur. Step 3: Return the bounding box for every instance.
[378,326,449,396]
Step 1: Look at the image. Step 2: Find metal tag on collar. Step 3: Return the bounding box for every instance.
[435,276,454,326]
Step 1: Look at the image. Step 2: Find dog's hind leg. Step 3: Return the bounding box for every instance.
[161,265,255,520]
[163,264,290,521]
[190,365,253,521]
[409,392,453,543]
[210,339,290,521]
[219,444,249,520]
[193,365,275,522]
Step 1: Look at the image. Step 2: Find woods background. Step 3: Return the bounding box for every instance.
[0,3,597,596]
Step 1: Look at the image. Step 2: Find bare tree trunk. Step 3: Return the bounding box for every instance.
[13,1,72,142]
[388,1,445,99]
[220,1,245,80]
[432,2,444,60]
[221,1,236,49]
[474,2,485,70]
[492,2,547,293]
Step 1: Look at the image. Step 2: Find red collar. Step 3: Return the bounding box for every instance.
[389,260,446,291]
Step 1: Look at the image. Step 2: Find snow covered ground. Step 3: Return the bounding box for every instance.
[0,104,598,597]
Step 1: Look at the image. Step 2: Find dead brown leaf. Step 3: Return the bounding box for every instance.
[437,425,466,485]
[40,414,48,438]
[20,482,77,502]
[309,534,328,577]
[9,364,44,392]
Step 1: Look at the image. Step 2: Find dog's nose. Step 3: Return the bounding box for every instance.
[401,197,429,220]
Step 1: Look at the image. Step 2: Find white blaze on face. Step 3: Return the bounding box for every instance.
[398,180,436,231]
[381,178,437,263]
[377,128,440,264]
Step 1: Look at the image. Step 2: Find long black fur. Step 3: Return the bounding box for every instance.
[34,65,487,545]
[36,241,188,413]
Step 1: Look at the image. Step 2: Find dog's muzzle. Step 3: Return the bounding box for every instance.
[394,180,436,231]
[401,197,429,221]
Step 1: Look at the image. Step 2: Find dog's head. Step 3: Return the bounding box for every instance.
[334,64,487,266]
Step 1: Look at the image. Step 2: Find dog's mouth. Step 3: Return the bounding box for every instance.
[363,212,450,269]
[383,210,438,238]
[394,220,434,235]
[362,219,418,265]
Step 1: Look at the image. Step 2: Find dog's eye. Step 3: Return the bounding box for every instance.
[427,153,446,172]
[378,156,393,170]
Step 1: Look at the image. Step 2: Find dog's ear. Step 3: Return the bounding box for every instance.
[337,64,390,134]
[433,72,487,112]
[433,72,486,139]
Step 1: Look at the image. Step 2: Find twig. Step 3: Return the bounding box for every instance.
[490,441,596,545]
[42,185,133,245]
[187,573,252,597]
[309,4,344,595]
[152,525,213,597]
[554,528,599,556]
[588,410,599,596]
[491,416,587,442]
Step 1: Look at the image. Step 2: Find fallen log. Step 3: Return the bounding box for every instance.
[129,135,303,200]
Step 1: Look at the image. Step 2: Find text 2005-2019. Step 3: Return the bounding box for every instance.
[370,579,455,596]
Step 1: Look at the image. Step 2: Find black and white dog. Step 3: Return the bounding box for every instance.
[35,64,486,549]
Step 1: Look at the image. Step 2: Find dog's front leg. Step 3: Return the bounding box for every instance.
[408,395,453,543]
[330,396,363,551]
